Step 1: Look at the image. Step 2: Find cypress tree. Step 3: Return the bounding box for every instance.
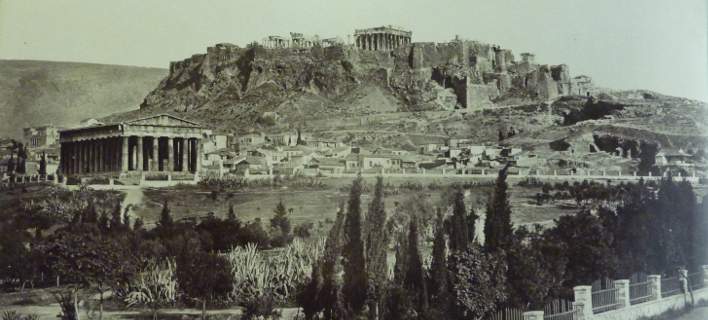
[449,188,469,252]
[83,201,98,224]
[429,209,448,303]
[342,176,367,314]
[404,216,428,311]
[227,204,238,222]
[484,164,513,253]
[110,203,122,229]
[159,200,173,228]
[98,211,110,232]
[270,200,291,235]
[133,217,145,232]
[365,176,388,318]
[321,207,345,319]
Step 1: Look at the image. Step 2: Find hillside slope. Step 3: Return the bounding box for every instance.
[107,43,707,174]
[0,60,166,137]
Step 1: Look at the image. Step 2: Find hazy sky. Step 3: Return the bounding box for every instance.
[1,0,706,101]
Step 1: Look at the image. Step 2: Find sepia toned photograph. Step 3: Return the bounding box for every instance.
[0,1,707,319]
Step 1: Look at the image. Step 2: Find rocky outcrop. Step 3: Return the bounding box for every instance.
[138,39,582,127]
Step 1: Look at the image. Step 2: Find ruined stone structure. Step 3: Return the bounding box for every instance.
[572,75,593,96]
[24,125,59,149]
[354,25,412,51]
[59,115,208,178]
[290,32,319,48]
[262,35,289,49]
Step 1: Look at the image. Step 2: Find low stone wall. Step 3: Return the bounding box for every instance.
[523,267,708,320]
[590,289,707,320]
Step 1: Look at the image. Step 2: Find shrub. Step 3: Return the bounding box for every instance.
[294,222,314,238]
[241,289,281,320]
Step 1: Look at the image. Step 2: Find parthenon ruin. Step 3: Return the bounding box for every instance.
[59,114,208,178]
[354,25,412,51]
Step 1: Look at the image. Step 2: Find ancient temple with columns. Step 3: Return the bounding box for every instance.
[59,114,208,179]
[354,25,412,51]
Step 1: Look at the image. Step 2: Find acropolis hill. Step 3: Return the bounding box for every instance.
[140,26,589,114]
[107,25,707,173]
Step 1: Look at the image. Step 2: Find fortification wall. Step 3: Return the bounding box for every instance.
[409,42,465,69]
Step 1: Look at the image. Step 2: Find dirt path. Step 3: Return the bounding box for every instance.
[675,307,708,320]
[0,304,302,320]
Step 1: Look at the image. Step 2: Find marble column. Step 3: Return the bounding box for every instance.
[97,140,103,172]
[152,137,159,171]
[80,141,85,173]
[74,142,79,174]
[194,139,201,173]
[181,138,188,172]
[121,136,129,172]
[107,138,113,172]
[167,138,174,171]
[136,136,143,171]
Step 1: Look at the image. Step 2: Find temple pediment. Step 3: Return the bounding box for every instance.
[124,114,202,128]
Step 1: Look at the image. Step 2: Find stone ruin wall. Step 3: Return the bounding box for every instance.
[157,36,586,112]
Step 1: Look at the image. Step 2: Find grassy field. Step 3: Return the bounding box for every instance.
[133,176,577,232]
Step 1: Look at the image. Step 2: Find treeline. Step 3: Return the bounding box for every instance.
[0,188,312,320]
[294,171,708,319]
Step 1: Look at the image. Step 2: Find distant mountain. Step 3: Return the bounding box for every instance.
[0,60,166,138]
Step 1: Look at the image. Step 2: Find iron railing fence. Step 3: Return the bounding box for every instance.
[544,299,580,320]
[486,307,525,320]
[661,276,682,297]
[629,280,653,305]
[687,272,704,290]
[591,287,621,314]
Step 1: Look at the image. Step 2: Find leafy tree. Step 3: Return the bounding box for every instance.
[447,244,507,320]
[41,225,137,320]
[484,165,513,253]
[547,211,617,290]
[506,226,567,309]
[342,176,367,315]
[365,176,388,319]
[176,249,233,320]
[0,222,33,290]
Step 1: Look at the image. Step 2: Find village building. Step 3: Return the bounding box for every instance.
[655,149,694,167]
[238,133,266,148]
[58,114,209,179]
[362,154,401,170]
[24,125,60,149]
[266,132,299,146]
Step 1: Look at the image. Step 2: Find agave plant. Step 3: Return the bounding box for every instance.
[124,258,178,320]
[224,237,326,304]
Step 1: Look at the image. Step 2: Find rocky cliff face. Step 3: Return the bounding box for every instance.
[138,40,577,125]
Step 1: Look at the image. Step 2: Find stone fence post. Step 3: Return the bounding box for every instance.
[572,301,586,320]
[522,311,544,320]
[648,274,662,300]
[614,279,630,308]
[702,265,708,283]
[679,268,689,294]
[574,285,593,318]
